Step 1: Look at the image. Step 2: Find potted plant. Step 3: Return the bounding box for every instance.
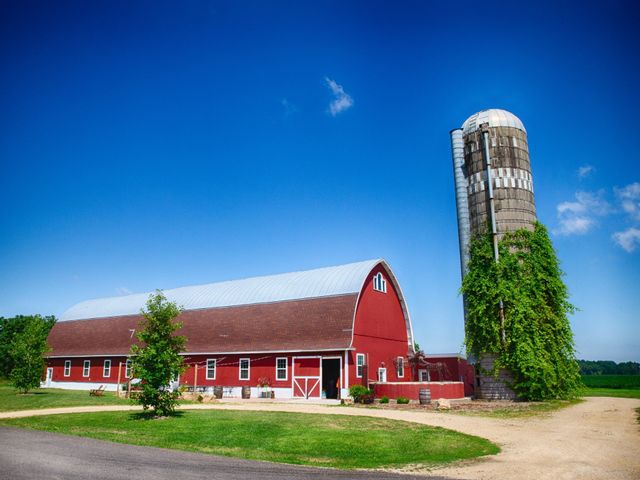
[257,376,273,398]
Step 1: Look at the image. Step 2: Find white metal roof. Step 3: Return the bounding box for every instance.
[462,109,526,135]
[61,259,384,321]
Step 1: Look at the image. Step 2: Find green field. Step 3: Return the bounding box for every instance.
[0,380,128,411]
[581,375,640,389]
[0,410,498,469]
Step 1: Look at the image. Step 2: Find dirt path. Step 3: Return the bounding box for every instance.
[1,397,638,479]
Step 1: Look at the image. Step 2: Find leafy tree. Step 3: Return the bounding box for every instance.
[462,222,581,400]
[0,315,56,378]
[130,291,186,416]
[9,315,54,393]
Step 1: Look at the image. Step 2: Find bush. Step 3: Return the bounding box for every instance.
[379,396,389,404]
[396,396,410,404]
[349,384,372,403]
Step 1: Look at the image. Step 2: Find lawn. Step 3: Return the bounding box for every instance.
[581,375,640,389]
[0,380,128,411]
[580,387,640,399]
[0,410,499,469]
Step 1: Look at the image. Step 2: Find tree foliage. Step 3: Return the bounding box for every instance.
[578,360,640,376]
[8,315,54,393]
[0,315,56,378]
[462,222,581,400]
[130,291,186,416]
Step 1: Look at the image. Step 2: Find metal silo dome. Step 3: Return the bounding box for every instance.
[462,109,526,135]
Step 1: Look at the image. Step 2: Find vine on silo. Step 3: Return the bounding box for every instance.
[462,222,582,400]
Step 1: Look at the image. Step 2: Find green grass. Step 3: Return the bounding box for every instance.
[0,410,499,469]
[580,387,640,399]
[0,380,129,412]
[581,375,640,389]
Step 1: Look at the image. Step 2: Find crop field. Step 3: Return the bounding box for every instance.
[581,375,640,389]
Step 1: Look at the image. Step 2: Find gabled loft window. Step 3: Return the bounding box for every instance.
[373,272,387,293]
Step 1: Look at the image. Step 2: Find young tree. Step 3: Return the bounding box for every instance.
[9,315,54,393]
[1,315,56,378]
[462,222,581,400]
[130,291,186,416]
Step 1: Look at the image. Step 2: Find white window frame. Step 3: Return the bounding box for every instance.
[64,360,71,377]
[396,357,404,378]
[356,353,365,378]
[275,357,288,381]
[373,272,387,293]
[239,358,250,381]
[206,358,216,380]
[83,360,90,378]
[125,359,132,378]
[419,369,430,382]
[378,367,387,383]
[103,359,111,378]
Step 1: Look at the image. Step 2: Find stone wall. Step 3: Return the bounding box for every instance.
[476,353,517,400]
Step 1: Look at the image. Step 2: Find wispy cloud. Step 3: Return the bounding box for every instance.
[116,286,132,296]
[325,77,353,116]
[555,190,611,236]
[577,164,594,178]
[281,98,297,117]
[612,227,640,252]
[614,182,640,222]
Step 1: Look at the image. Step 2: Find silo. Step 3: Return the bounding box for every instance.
[451,109,537,399]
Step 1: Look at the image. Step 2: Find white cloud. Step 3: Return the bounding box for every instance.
[554,190,611,236]
[577,165,594,178]
[325,77,353,116]
[281,98,297,117]
[612,227,640,252]
[115,286,132,296]
[615,182,640,222]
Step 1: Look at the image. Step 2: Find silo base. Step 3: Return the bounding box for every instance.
[475,353,518,400]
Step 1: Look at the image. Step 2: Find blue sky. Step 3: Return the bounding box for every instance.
[1,1,638,361]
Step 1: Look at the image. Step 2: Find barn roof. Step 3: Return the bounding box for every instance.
[61,259,382,321]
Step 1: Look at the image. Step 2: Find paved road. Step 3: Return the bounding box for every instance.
[0,427,450,480]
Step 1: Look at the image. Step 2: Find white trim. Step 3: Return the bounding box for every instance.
[47,347,354,358]
[356,353,365,378]
[82,360,90,378]
[206,358,216,380]
[103,359,111,378]
[321,355,343,393]
[239,358,250,381]
[344,350,349,389]
[64,360,71,377]
[40,380,120,392]
[275,357,288,381]
[373,272,387,293]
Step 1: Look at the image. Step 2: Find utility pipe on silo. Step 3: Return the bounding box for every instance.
[481,125,506,346]
[450,128,471,279]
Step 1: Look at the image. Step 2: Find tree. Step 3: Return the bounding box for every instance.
[9,315,54,393]
[462,222,581,400]
[1,315,56,378]
[130,291,186,416]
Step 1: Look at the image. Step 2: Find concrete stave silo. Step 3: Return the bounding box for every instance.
[451,109,538,400]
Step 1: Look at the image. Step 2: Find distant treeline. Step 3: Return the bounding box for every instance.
[578,359,640,376]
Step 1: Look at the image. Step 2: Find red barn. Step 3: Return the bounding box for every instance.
[45,259,421,399]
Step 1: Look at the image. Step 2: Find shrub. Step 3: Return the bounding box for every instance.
[349,384,372,403]
[379,396,389,404]
[396,396,410,404]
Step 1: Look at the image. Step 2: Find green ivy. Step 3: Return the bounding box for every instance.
[462,222,582,400]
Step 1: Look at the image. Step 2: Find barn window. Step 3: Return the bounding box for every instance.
[83,360,90,378]
[239,358,250,380]
[396,357,404,378]
[64,360,71,377]
[419,369,430,382]
[206,359,216,380]
[377,367,387,383]
[103,360,111,378]
[276,357,288,381]
[373,272,387,293]
[356,354,365,378]
[125,359,132,378]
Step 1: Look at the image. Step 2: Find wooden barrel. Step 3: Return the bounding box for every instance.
[213,386,223,399]
[419,388,431,405]
[241,386,251,399]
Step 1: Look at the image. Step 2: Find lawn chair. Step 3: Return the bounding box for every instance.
[89,385,106,396]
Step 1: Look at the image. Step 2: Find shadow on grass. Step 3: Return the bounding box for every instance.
[129,410,186,421]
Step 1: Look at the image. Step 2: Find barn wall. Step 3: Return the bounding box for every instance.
[350,264,410,385]
[371,381,465,400]
[48,357,128,384]
[420,357,475,396]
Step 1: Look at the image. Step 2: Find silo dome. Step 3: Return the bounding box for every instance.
[462,109,526,135]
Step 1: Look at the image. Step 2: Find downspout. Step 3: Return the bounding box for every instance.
[480,124,506,345]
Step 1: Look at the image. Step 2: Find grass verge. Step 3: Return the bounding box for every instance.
[0,380,129,412]
[0,410,499,469]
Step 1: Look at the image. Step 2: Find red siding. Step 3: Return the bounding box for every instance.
[48,357,129,384]
[349,265,410,385]
[372,382,465,400]
[419,357,475,396]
